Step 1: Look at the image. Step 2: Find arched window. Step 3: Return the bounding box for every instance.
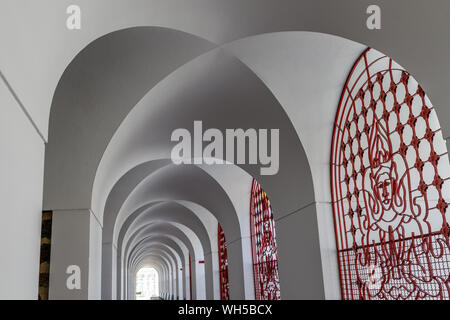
[217,223,230,300]
[250,179,281,300]
[331,48,450,300]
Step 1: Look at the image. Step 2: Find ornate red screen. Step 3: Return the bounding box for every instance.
[250,179,281,300]
[217,224,230,300]
[331,48,450,300]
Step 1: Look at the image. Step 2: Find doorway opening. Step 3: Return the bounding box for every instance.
[135,267,159,300]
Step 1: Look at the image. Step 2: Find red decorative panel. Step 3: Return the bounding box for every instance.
[250,179,281,300]
[331,48,450,300]
[217,224,230,300]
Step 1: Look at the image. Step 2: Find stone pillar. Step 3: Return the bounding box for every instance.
[204,250,220,299]
[226,236,255,299]
[101,241,117,299]
[276,204,325,299]
[48,209,102,299]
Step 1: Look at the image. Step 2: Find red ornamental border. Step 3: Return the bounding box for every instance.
[250,179,281,300]
[217,224,230,300]
[330,48,450,300]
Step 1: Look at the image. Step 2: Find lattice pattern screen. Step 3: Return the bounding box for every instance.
[217,224,230,300]
[250,179,281,300]
[331,48,450,300]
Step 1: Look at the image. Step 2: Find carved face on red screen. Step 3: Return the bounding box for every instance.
[362,92,427,236]
[365,117,409,232]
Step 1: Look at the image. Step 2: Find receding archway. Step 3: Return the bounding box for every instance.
[135,267,159,300]
[44,25,446,301]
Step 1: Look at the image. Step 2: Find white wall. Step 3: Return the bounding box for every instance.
[0,77,45,299]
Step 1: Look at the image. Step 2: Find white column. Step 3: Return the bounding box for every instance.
[101,241,117,299]
[205,250,220,299]
[48,209,102,299]
[226,237,254,299]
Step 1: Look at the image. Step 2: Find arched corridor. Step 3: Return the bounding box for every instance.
[1,0,449,302]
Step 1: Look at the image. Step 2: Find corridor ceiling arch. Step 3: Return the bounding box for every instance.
[112,164,242,244]
[126,223,202,268]
[118,200,216,255]
[129,238,186,280]
[129,234,197,298]
[44,26,216,213]
[132,245,180,282]
[111,198,221,299]
[91,31,365,299]
[120,203,210,257]
[92,45,312,222]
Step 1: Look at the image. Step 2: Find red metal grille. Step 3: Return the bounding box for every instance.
[331,48,450,300]
[217,224,230,300]
[250,179,281,300]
